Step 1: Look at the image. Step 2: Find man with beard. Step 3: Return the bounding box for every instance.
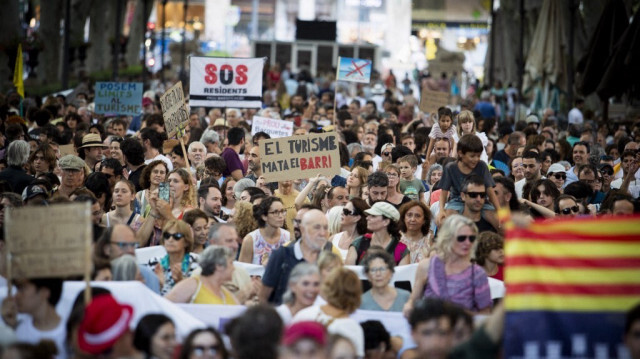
[188,141,206,172]
[55,155,86,198]
[366,171,389,206]
[361,131,378,156]
[221,127,245,181]
[260,209,330,304]
[461,176,497,233]
[515,151,542,199]
[197,182,225,223]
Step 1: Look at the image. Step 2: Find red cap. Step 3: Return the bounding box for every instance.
[77,294,134,355]
[283,321,327,346]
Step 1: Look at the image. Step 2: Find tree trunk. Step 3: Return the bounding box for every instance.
[86,0,115,73]
[124,0,154,67]
[70,0,93,46]
[37,0,63,86]
[0,0,21,92]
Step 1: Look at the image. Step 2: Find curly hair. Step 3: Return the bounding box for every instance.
[253,196,283,228]
[321,267,362,314]
[362,249,396,275]
[474,232,504,266]
[398,201,431,236]
[139,160,168,190]
[169,168,196,208]
[233,201,258,239]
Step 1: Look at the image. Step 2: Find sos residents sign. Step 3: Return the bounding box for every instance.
[189,57,265,108]
[259,132,341,182]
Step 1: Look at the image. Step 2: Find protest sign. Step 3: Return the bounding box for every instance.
[503,215,640,359]
[159,81,190,139]
[94,82,143,116]
[59,144,75,157]
[190,57,265,108]
[259,132,341,182]
[337,57,372,83]
[251,116,294,138]
[419,89,450,114]
[5,202,92,279]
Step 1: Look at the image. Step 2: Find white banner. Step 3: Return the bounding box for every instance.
[189,56,265,108]
[251,116,294,138]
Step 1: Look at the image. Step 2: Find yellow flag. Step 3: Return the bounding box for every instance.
[13,44,24,98]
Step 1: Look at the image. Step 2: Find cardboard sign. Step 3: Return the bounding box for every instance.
[189,56,265,108]
[5,203,92,279]
[259,132,341,182]
[419,89,450,114]
[58,144,75,157]
[251,116,294,138]
[159,82,190,139]
[94,82,143,116]
[337,57,372,83]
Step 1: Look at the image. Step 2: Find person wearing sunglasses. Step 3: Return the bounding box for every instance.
[404,215,492,316]
[546,163,567,191]
[598,163,615,193]
[330,198,370,261]
[459,175,499,232]
[152,219,198,296]
[554,194,581,217]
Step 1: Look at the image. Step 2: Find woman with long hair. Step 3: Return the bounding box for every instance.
[102,180,141,229]
[346,166,368,199]
[329,198,370,260]
[168,168,196,219]
[238,196,290,266]
[346,201,409,266]
[404,215,492,315]
[220,177,236,216]
[182,209,210,254]
[133,314,176,359]
[136,160,169,218]
[28,143,57,177]
[399,201,433,263]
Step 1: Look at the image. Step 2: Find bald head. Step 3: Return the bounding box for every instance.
[109,224,138,258]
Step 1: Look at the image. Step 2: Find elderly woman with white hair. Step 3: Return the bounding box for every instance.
[276,262,321,324]
[200,128,221,155]
[404,214,492,315]
[165,246,239,305]
[111,254,142,282]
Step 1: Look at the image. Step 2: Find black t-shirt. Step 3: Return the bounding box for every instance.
[128,165,146,192]
[262,245,304,305]
[476,217,497,233]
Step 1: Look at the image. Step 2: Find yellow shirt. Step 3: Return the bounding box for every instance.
[192,275,239,305]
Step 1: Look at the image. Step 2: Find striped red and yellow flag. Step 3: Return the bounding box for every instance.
[503,214,640,358]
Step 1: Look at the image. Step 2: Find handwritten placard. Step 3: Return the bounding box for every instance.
[159,81,190,139]
[5,203,91,278]
[419,89,450,114]
[259,132,341,182]
[251,116,294,138]
[94,82,143,116]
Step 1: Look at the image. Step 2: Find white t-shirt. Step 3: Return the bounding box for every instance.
[16,315,67,359]
[145,154,174,171]
[515,178,526,199]
[293,305,365,357]
[610,178,640,199]
[276,304,293,325]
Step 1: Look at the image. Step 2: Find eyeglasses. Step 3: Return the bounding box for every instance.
[552,173,566,180]
[163,232,184,241]
[560,205,580,215]
[343,208,359,216]
[456,235,476,243]
[112,241,139,250]
[464,192,485,199]
[368,267,389,274]
[268,209,287,216]
[192,345,220,357]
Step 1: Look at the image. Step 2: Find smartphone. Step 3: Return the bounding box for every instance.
[158,182,170,202]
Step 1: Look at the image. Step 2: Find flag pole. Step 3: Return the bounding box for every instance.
[333,57,340,127]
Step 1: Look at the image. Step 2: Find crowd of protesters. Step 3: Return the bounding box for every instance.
[0,64,639,359]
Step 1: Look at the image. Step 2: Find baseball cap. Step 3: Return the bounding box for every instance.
[282,321,327,347]
[59,155,86,171]
[546,163,566,176]
[526,115,540,124]
[22,184,47,202]
[364,201,400,222]
[77,294,134,355]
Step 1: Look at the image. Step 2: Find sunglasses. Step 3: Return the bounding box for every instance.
[464,192,485,199]
[552,173,567,180]
[560,206,580,215]
[163,232,184,241]
[599,169,613,176]
[112,241,139,250]
[456,235,476,243]
[382,152,391,157]
[343,208,359,216]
